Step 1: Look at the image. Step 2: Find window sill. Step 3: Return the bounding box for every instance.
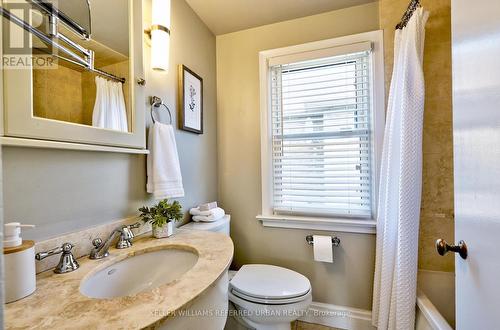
[256,214,376,234]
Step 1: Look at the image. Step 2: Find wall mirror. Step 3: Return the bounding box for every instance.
[1,0,146,150]
[41,0,92,37]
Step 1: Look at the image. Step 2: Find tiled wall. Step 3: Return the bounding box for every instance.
[33,65,84,123]
[379,0,454,271]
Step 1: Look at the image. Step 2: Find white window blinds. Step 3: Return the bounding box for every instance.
[270,49,373,218]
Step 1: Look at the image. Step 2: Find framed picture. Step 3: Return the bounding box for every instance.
[178,65,203,134]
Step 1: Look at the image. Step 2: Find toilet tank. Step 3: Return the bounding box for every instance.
[180,215,230,236]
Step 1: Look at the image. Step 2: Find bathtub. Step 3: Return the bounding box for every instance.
[415,270,455,330]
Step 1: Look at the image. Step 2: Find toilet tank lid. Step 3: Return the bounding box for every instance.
[181,215,230,232]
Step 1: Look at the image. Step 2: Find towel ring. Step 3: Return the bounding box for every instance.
[150,96,173,125]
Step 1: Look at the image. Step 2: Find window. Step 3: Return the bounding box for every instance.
[258,31,385,232]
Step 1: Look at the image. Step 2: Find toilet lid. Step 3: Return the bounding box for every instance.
[230,264,311,300]
[230,288,310,305]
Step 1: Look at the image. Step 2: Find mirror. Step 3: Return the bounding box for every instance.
[39,0,92,38]
[32,0,132,132]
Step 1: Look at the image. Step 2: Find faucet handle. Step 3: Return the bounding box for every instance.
[61,242,74,252]
[35,242,79,274]
[35,245,63,260]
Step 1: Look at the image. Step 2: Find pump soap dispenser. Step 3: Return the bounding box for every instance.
[4,222,36,303]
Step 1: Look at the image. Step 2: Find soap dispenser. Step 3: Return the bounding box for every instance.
[3,222,36,303]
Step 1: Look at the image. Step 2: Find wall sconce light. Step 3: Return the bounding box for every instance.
[145,0,171,72]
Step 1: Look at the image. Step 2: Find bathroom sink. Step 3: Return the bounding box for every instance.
[79,248,198,299]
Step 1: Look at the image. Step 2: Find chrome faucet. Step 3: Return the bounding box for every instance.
[89,222,141,259]
[36,242,80,274]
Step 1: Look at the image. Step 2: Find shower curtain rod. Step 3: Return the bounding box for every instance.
[52,51,126,83]
[0,7,126,84]
[395,0,421,30]
[47,51,126,83]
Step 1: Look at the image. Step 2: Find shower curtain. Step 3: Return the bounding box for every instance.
[92,76,128,132]
[372,7,429,330]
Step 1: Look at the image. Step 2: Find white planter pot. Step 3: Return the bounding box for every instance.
[152,222,174,238]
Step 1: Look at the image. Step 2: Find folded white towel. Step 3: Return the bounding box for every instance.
[193,214,225,223]
[190,208,225,222]
[146,123,185,199]
[199,201,218,211]
[189,206,224,217]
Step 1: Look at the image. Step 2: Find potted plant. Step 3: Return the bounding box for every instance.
[139,199,183,238]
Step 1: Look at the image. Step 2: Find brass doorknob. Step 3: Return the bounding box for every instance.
[436,239,467,260]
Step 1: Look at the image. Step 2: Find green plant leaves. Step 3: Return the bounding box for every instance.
[138,199,183,227]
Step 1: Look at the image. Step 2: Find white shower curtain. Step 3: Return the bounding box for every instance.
[92,76,128,132]
[372,7,429,330]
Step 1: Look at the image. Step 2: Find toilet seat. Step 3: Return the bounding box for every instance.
[229,264,311,305]
[231,287,311,305]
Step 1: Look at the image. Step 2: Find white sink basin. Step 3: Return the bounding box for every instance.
[80,248,198,299]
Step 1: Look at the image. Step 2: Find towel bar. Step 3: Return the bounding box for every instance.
[305,235,340,247]
[150,96,173,125]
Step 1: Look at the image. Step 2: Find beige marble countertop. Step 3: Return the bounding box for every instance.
[5,229,234,330]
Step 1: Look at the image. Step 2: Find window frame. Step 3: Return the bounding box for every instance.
[257,30,385,234]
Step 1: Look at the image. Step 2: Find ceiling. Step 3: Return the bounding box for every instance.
[185,0,377,35]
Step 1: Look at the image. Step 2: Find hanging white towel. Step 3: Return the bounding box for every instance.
[92,76,128,132]
[372,7,429,330]
[147,122,185,199]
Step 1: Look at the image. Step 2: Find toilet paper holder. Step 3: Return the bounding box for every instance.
[306,235,340,247]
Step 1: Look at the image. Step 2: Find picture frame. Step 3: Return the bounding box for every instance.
[178,65,203,134]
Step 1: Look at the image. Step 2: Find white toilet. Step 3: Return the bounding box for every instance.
[182,215,312,330]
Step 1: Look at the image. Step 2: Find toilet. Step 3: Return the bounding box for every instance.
[181,215,312,330]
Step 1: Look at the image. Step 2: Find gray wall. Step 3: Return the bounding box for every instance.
[216,3,379,310]
[2,0,218,241]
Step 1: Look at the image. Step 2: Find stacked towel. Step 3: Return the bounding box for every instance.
[146,122,185,199]
[189,207,225,222]
[199,201,217,211]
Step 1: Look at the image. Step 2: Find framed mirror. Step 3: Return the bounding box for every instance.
[34,0,92,39]
[1,0,145,150]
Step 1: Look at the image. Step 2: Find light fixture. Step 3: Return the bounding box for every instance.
[149,0,171,72]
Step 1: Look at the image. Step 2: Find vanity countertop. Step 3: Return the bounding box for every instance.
[4,229,234,329]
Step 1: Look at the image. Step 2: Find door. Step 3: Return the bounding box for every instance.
[452,0,500,328]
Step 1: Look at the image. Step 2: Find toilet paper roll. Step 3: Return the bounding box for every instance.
[313,235,333,263]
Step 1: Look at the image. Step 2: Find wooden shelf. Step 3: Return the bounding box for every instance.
[0,137,149,154]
